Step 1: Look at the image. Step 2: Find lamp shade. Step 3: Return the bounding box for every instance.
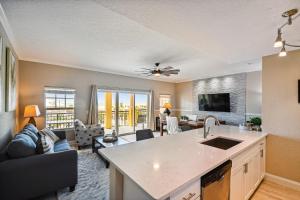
[24,105,41,118]
[163,102,172,109]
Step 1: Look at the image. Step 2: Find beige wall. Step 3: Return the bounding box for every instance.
[0,21,19,150]
[246,71,261,115]
[262,49,300,182]
[175,81,193,116]
[18,61,176,130]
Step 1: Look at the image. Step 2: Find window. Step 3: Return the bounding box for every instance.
[159,94,171,113]
[45,87,75,129]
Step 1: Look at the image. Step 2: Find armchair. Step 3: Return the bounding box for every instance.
[74,119,104,149]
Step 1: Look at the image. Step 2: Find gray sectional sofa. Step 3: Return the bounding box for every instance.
[0,124,78,200]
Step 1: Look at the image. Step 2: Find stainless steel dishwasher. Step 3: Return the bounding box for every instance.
[201,160,232,200]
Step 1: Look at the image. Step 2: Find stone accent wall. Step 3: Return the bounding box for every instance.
[192,73,246,125]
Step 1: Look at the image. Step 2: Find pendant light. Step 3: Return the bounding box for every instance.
[273,29,283,48]
[279,41,287,57]
[273,9,300,57]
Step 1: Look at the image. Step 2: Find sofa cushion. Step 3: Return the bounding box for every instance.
[54,139,71,152]
[39,131,54,154]
[21,129,39,143]
[35,135,44,154]
[7,134,37,158]
[23,123,39,135]
[22,124,39,143]
[40,128,60,143]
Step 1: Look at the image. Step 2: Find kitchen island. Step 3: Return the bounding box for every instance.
[99,125,267,200]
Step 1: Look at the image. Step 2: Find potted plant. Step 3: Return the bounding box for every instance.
[250,117,262,131]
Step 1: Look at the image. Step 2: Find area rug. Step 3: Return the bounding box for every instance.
[58,150,109,200]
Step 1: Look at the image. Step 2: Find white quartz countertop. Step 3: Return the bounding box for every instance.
[99,125,268,200]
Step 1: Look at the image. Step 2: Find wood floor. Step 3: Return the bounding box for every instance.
[251,180,300,200]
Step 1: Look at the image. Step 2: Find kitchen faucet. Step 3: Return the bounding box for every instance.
[203,115,220,139]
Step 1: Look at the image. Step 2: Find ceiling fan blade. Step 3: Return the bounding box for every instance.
[162,66,174,70]
[166,69,180,73]
[135,69,152,71]
[141,73,152,75]
[135,69,152,72]
[141,67,153,70]
[162,71,179,75]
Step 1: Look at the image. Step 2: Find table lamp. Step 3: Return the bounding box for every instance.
[24,105,41,126]
[163,102,172,116]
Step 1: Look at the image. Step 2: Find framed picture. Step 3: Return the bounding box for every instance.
[0,36,2,112]
[0,36,2,65]
[5,48,16,112]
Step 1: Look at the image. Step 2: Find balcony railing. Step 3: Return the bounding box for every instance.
[98,109,147,128]
[46,112,74,129]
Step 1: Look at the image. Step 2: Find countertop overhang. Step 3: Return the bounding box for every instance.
[99,125,268,200]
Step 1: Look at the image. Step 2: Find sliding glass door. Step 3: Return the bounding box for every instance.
[98,89,149,135]
[98,91,117,133]
[118,92,135,135]
[135,93,148,131]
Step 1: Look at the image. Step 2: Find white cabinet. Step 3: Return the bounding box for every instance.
[259,142,266,180]
[230,138,266,200]
[253,149,261,189]
[170,179,201,200]
[230,165,244,200]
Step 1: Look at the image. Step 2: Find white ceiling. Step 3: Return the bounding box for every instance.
[1,0,299,82]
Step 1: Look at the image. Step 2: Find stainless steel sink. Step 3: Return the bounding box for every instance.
[201,137,242,150]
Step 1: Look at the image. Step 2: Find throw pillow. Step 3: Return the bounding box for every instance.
[7,134,37,158]
[40,128,60,143]
[23,123,39,135]
[35,135,44,154]
[39,131,54,154]
[21,129,38,143]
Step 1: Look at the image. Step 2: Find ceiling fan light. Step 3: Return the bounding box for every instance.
[274,29,283,48]
[154,73,160,77]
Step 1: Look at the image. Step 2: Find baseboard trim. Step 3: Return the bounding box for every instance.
[265,173,300,192]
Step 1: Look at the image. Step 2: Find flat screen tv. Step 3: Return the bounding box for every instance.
[198,93,230,112]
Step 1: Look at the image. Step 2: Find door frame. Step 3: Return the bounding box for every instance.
[98,88,150,136]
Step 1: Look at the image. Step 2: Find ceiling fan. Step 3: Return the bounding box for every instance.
[136,63,180,77]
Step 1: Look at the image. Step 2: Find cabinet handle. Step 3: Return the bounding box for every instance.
[244,163,248,173]
[260,149,264,158]
[182,192,196,200]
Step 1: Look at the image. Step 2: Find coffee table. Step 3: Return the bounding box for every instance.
[92,135,129,168]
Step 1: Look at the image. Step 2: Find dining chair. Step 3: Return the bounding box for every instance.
[136,129,154,141]
[166,116,181,134]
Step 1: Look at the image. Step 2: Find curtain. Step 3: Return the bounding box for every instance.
[148,90,155,130]
[87,85,98,125]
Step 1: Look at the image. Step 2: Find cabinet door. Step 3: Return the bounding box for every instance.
[170,180,200,200]
[253,149,261,188]
[230,166,244,200]
[259,143,266,180]
[244,148,262,200]
[244,158,255,200]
